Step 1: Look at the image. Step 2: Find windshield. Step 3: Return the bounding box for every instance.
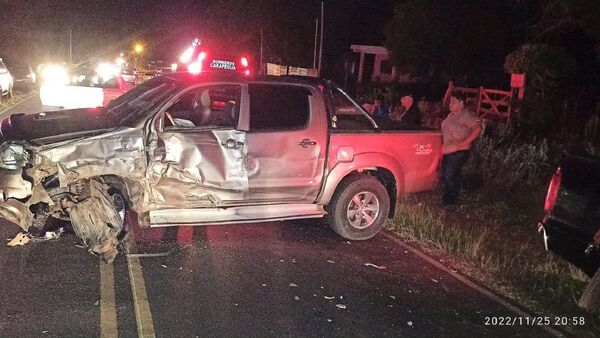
[105,77,180,125]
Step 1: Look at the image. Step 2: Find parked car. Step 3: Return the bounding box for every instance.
[0,58,13,101]
[10,63,36,88]
[0,72,442,262]
[537,154,600,309]
[120,67,138,84]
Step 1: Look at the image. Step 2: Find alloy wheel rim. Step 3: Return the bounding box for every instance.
[112,193,126,223]
[346,191,380,229]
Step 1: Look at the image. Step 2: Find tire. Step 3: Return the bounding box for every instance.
[326,175,390,240]
[7,84,13,99]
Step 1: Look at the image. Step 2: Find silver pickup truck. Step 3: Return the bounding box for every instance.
[0,73,442,261]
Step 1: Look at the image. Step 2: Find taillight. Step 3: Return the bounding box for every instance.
[544,167,562,214]
[240,57,248,67]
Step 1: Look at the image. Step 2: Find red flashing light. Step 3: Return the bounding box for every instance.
[198,51,207,61]
[244,69,251,76]
[544,167,562,214]
[241,57,249,67]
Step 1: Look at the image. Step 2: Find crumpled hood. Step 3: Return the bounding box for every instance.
[0,108,120,145]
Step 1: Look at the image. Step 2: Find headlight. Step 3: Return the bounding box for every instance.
[0,143,29,170]
[41,64,69,85]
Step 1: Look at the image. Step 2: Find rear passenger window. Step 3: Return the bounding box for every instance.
[249,84,310,131]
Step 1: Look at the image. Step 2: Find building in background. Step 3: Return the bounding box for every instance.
[350,44,413,83]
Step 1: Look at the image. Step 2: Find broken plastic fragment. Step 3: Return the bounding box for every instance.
[326,260,335,264]
[289,283,298,287]
[161,264,167,268]
[335,304,347,309]
[294,296,299,301]
[407,321,413,326]
[431,278,439,283]
[324,296,335,300]
[7,233,30,247]
[364,263,386,270]
[30,229,63,242]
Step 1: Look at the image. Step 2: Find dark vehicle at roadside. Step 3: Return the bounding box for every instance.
[10,63,37,88]
[537,154,600,308]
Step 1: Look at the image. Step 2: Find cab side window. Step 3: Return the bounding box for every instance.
[248,84,310,132]
[163,85,240,130]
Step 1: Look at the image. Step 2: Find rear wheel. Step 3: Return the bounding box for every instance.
[327,175,390,240]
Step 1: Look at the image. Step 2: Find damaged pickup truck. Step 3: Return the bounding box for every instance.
[0,73,442,262]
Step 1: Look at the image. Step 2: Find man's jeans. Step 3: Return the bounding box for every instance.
[441,150,471,205]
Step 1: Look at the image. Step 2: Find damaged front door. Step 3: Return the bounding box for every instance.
[146,84,248,211]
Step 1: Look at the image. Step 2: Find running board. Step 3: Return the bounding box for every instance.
[148,204,326,227]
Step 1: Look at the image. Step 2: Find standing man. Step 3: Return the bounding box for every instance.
[440,92,482,206]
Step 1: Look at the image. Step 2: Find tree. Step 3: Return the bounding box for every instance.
[504,43,578,131]
[384,0,516,85]
[203,0,318,67]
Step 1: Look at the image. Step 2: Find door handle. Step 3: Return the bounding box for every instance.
[222,138,244,150]
[298,138,317,148]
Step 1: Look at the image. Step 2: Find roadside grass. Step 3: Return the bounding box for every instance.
[387,187,600,335]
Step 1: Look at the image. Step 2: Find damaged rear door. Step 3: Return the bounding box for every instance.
[145,83,248,214]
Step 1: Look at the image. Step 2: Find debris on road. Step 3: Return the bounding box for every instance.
[364,263,386,270]
[431,278,439,283]
[294,296,300,301]
[407,321,413,327]
[324,296,335,300]
[336,304,347,309]
[30,228,63,242]
[289,283,298,287]
[161,264,167,268]
[326,260,335,264]
[7,232,30,246]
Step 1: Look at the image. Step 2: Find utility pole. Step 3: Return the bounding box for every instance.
[69,28,72,64]
[318,1,324,77]
[260,27,264,74]
[313,18,318,69]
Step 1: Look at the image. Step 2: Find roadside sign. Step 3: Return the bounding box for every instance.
[511,73,525,88]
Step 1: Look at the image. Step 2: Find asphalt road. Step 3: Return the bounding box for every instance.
[0,90,45,118]
[0,215,563,338]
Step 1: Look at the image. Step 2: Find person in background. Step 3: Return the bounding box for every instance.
[389,100,405,122]
[371,96,390,121]
[440,92,482,206]
[398,94,421,126]
[361,98,376,116]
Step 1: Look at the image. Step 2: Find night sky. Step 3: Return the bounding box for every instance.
[0,0,394,76]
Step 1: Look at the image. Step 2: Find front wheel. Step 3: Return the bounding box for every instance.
[326,175,390,240]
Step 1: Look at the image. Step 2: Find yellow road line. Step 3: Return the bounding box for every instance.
[127,238,157,338]
[100,262,118,338]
